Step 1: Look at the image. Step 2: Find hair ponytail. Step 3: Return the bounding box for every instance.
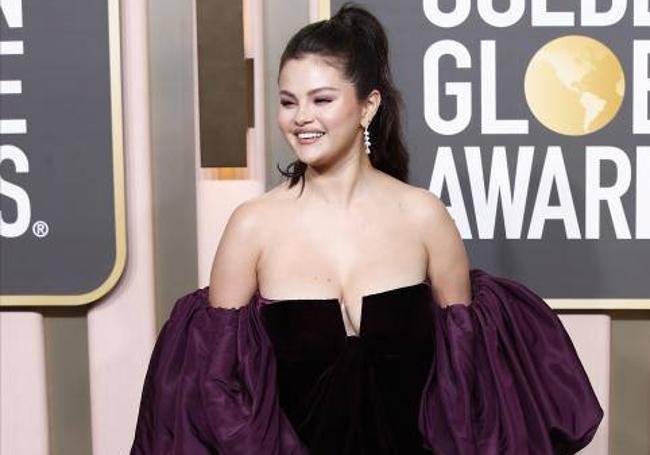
[277,2,409,195]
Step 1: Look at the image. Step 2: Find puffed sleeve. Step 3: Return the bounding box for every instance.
[418,268,604,455]
[130,287,309,455]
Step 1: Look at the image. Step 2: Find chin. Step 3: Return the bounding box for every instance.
[295,153,323,166]
[293,146,327,163]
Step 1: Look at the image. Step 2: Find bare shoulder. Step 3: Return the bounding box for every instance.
[231,180,293,223]
[224,184,292,247]
[207,195,271,309]
[377,178,449,231]
[401,185,462,249]
[399,186,471,307]
[229,197,265,230]
[401,185,449,225]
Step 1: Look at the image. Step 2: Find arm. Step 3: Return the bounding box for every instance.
[414,189,471,307]
[133,197,309,454]
[209,199,263,309]
[416,194,603,453]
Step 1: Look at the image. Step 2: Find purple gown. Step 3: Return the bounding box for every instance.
[130,268,603,454]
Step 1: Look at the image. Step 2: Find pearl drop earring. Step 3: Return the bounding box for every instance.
[363,125,371,154]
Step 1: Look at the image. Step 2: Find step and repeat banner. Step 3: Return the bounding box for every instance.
[0,0,125,306]
[328,0,650,308]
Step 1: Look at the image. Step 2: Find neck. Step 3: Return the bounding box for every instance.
[302,151,375,210]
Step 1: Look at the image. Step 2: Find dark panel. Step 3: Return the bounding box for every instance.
[196,0,250,167]
[42,309,93,455]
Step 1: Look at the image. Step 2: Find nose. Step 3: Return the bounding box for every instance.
[294,102,313,125]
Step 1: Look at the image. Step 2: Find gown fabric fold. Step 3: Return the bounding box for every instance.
[420,269,603,455]
[130,268,603,454]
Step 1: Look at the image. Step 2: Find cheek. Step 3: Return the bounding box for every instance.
[327,109,361,141]
[321,104,359,131]
[277,109,293,133]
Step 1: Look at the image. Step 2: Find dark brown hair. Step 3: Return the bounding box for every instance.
[277,2,409,196]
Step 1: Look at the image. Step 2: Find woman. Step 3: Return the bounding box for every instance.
[131,4,603,454]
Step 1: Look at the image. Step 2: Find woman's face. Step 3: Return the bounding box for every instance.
[277,54,365,167]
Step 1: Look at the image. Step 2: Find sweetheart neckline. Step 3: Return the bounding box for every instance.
[257,280,431,338]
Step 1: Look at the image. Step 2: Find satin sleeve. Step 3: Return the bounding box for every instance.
[418,268,604,455]
[130,287,308,455]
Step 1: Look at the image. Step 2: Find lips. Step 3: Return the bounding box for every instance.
[295,131,326,144]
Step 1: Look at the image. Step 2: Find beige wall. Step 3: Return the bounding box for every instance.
[264,1,310,188]
[148,0,199,330]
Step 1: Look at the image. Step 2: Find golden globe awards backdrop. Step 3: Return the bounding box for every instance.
[0,0,125,306]
[327,0,650,309]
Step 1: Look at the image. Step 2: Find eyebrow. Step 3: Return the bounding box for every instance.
[279,87,339,97]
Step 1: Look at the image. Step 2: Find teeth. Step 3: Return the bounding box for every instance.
[297,132,325,139]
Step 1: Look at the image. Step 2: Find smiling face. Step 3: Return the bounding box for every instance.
[277,54,366,168]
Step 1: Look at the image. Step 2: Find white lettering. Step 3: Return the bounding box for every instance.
[581,0,626,26]
[481,41,529,134]
[422,0,650,27]
[0,0,23,27]
[430,145,644,239]
[634,0,650,25]
[478,0,525,27]
[422,0,471,28]
[466,145,534,239]
[0,0,23,55]
[585,146,632,239]
[0,144,31,238]
[0,80,21,94]
[1,0,25,133]
[637,146,650,238]
[528,147,581,239]
[0,39,22,55]
[0,119,26,134]
[634,40,650,134]
[423,40,472,135]
[531,0,575,26]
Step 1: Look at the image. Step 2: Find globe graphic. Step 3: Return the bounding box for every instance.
[524,35,625,136]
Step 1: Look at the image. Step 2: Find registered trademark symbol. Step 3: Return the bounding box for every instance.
[32,220,49,238]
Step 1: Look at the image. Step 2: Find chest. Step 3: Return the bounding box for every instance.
[256,209,428,336]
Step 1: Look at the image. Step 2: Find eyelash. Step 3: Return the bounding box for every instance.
[280,98,332,107]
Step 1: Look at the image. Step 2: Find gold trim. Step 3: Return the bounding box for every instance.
[1,0,126,307]
[318,0,331,20]
[214,167,249,179]
[548,298,650,310]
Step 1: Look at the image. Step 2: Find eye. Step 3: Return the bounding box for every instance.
[280,99,295,107]
[315,98,332,104]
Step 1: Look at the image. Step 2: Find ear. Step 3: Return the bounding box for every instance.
[361,89,381,127]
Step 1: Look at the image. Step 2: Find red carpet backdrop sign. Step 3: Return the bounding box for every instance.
[0,0,125,306]
[328,0,650,309]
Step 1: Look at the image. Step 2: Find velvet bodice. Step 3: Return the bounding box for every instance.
[259,282,435,454]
